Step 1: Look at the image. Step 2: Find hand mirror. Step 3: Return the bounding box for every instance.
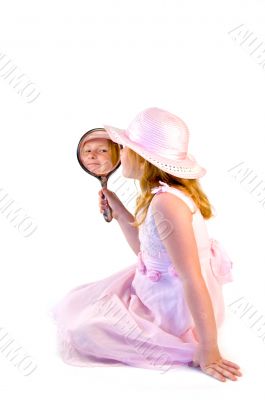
[77,128,122,223]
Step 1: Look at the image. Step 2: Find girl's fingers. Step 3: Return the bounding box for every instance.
[212,364,237,381]
[221,359,241,370]
[219,361,242,376]
[203,365,226,382]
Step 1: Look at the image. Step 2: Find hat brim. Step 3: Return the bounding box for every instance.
[81,131,111,142]
[103,124,206,179]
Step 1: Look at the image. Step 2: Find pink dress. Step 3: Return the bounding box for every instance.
[51,181,233,372]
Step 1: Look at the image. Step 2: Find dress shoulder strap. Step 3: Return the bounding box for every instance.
[151,180,197,214]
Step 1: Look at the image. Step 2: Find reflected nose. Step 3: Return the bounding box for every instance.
[88,152,97,159]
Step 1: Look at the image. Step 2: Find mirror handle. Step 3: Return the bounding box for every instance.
[102,196,113,222]
[100,177,113,223]
[100,191,113,223]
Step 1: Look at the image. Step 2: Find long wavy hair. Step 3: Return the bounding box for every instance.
[108,140,120,166]
[126,148,215,228]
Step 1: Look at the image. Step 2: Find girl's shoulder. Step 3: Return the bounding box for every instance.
[151,183,197,214]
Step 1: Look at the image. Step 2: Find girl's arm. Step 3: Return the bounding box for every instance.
[152,192,243,382]
[151,192,217,347]
[116,208,141,256]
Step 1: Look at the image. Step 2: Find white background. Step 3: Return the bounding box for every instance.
[0,0,265,398]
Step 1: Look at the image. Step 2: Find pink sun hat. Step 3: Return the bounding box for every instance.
[103,107,206,179]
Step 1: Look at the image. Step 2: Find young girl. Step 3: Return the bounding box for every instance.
[52,107,242,382]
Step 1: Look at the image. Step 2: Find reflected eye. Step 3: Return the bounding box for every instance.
[84,149,107,152]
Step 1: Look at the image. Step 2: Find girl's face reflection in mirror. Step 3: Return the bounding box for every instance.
[80,138,113,175]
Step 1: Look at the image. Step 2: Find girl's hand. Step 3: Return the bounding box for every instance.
[98,188,126,220]
[188,344,243,382]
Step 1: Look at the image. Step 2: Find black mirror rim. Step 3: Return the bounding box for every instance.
[76,127,122,180]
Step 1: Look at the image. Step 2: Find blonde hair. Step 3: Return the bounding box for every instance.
[108,140,120,166]
[126,148,215,228]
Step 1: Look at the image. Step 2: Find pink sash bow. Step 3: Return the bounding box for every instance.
[209,238,233,284]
